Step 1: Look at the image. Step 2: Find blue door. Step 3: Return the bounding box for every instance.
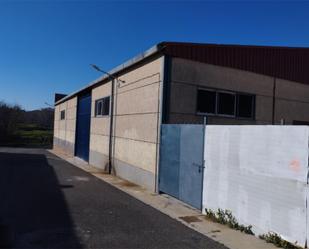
[75,93,91,161]
[158,126,181,199]
[159,125,204,209]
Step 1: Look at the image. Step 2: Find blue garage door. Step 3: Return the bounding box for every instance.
[159,124,205,209]
[75,93,91,161]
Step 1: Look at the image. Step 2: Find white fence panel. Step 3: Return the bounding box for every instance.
[202,126,309,247]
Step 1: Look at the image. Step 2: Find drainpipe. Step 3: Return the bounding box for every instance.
[90,64,125,174]
[108,79,115,174]
[272,78,277,125]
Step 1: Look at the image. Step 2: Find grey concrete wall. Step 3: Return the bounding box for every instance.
[169,58,309,125]
[275,78,309,124]
[53,57,163,191]
[89,82,111,170]
[89,56,164,191]
[53,97,77,156]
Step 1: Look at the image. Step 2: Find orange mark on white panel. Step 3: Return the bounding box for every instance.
[289,159,301,172]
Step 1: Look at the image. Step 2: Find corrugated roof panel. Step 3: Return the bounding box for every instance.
[161,42,309,84]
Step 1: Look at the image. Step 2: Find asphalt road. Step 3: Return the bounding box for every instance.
[0,148,227,249]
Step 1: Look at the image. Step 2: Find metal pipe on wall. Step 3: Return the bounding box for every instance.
[108,79,115,174]
[90,64,125,174]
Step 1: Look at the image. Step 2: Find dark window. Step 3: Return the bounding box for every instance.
[197,90,216,114]
[196,88,255,119]
[237,94,254,118]
[102,96,110,115]
[95,96,110,117]
[217,92,235,116]
[293,120,309,125]
[60,110,65,120]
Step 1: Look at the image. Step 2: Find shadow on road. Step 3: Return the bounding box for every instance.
[0,151,82,248]
[0,148,228,249]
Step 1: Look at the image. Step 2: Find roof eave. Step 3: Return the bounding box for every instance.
[55,43,164,106]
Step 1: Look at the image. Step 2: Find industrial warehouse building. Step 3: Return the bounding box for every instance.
[53,42,309,192]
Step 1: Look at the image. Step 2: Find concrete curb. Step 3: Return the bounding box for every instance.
[49,149,280,249]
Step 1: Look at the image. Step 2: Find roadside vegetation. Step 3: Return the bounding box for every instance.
[0,101,54,148]
[205,208,302,249]
[204,208,254,235]
[259,232,302,249]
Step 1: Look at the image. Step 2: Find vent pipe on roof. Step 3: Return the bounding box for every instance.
[54,93,67,103]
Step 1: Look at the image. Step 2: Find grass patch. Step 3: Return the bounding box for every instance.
[205,208,254,235]
[17,123,50,131]
[0,123,53,148]
[259,232,302,249]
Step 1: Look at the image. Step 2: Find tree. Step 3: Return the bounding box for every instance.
[0,101,23,142]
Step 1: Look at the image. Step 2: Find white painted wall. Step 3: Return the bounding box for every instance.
[202,125,309,247]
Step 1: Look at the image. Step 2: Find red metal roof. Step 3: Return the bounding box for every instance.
[159,42,309,85]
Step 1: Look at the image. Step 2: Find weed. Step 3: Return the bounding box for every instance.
[259,232,302,249]
[204,208,254,235]
[205,209,303,248]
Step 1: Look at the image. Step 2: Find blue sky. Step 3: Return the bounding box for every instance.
[0,1,308,110]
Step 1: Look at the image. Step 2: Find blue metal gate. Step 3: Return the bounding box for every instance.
[159,125,204,209]
[75,93,91,162]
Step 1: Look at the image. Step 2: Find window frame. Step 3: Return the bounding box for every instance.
[60,110,65,120]
[196,88,217,115]
[196,87,255,120]
[216,90,237,117]
[95,96,110,117]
